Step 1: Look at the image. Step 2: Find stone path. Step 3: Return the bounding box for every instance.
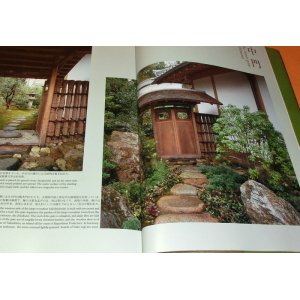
[155,165,219,224]
[0,116,37,170]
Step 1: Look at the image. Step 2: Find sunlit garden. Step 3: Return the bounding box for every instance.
[0,77,43,130]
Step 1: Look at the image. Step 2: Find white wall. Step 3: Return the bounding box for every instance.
[256,76,281,131]
[193,76,219,115]
[193,71,257,115]
[67,54,91,81]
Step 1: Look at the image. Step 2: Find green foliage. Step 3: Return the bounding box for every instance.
[104,78,137,135]
[121,217,141,230]
[17,110,38,130]
[140,109,153,137]
[199,164,250,223]
[102,145,117,184]
[145,160,176,191]
[137,61,181,83]
[14,98,29,110]
[213,105,296,193]
[201,190,250,223]
[199,164,247,192]
[0,77,28,109]
[137,62,168,83]
[112,181,144,203]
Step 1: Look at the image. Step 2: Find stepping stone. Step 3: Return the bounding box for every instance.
[170,183,198,196]
[179,171,208,180]
[180,166,200,173]
[2,126,17,131]
[0,157,21,170]
[8,122,21,126]
[0,131,22,138]
[183,178,209,188]
[157,195,205,214]
[0,145,30,155]
[154,213,219,224]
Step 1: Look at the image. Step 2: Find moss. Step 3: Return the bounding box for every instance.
[121,217,141,230]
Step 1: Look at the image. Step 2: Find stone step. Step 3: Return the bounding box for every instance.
[157,195,205,214]
[170,183,198,196]
[0,131,22,138]
[0,157,21,170]
[168,159,196,165]
[2,126,17,131]
[154,213,219,224]
[179,165,201,173]
[179,171,208,180]
[0,145,30,155]
[7,121,21,126]
[183,178,209,188]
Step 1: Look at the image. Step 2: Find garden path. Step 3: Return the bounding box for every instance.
[155,165,219,224]
[0,116,39,161]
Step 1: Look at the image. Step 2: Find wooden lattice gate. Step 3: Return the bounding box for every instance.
[44,80,89,144]
[194,113,218,158]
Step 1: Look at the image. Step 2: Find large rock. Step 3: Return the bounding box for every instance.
[63,148,84,171]
[107,131,141,183]
[240,180,300,225]
[100,186,133,228]
[0,158,21,170]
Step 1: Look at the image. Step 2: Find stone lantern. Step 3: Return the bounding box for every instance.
[27,92,36,109]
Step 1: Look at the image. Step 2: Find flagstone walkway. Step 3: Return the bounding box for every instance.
[154,165,219,224]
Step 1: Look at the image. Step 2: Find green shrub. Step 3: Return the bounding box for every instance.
[122,217,141,230]
[145,160,177,191]
[112,181,144,203]
[14,98,29,110]
[199,164,250,223]
[201,190,250,223]
[199,164,247,192]
[102,145,117,184]
[213,105,296,193]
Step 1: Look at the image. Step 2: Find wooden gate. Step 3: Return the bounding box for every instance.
[194,113,218,159]
[45,80,89,143]
[153,106,199,159]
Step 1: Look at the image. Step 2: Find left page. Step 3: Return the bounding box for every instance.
[0,46,142,252]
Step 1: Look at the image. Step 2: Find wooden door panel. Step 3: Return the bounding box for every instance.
[176,122,198,154]
[153,107,199,158]
[174,108,198,155]
[156,121,177,156]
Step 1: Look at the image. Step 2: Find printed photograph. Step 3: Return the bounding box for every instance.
[138,61,300,226]
[100,78,142,230]
[100,61,300,230]
[0,46,91,171]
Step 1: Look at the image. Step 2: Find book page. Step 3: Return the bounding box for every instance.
[0,46,142,252]
[135,46,300,252]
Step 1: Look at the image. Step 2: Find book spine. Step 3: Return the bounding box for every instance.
[266,47,300,145]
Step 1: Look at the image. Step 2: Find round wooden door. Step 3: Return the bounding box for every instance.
[153,107,199,159]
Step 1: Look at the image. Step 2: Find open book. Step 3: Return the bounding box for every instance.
[0,46,299,252]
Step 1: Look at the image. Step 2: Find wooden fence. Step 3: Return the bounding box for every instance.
[194,113,218,158]
[46,80,89,143]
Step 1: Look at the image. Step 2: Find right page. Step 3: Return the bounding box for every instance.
[135,46,300,252]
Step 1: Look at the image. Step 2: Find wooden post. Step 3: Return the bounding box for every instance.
[247,74,267,113]
[39,67,58,146]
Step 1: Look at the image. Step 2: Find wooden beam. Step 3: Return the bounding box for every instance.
[38,66,58,146]
[247,74,267,113]
[211,75,221,115]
